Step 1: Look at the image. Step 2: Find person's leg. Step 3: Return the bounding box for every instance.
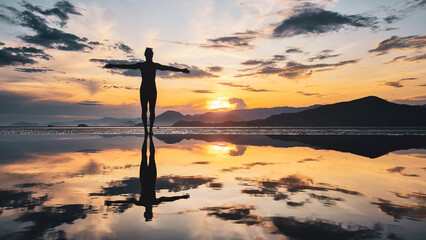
[140,93,148,133]
[148,93,157,133]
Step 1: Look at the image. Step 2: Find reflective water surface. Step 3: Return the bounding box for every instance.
[0,134,425,239]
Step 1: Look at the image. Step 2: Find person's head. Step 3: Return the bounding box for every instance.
[144,47,153,62]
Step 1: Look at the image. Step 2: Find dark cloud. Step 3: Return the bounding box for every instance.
[271,217,382,240]
[369,35,426,55]
[228,97,247,110]
[386,166,419,177]
[207,182,223,190]
[1,3,91,51]
[371,198,426,221]
[0,46,51,67]
[103,84,139,91]
[201,205,262,225]
[78,100,102,106]
[206,36,254,48]
[207,66,223,72]
[221,162,272,172]
[286,47,304,53]
[298,157,321,163]
[308,193,344,207]
[383,54,426,64]
[15,204,94,240]
[237,174,363,203]
[20,0,82,27]
[308,49,341,61]
[90,175,215,196]
[192,90,214,94]
[88,41,102,46]
[15,67,54,73]
[229,145,247,156]
[383,77,417,88]
[239,59,358,79]
[0,42,4,46]
[155,30,261,50]
[192,161,209,165]
[241,59,275,66]
[0,189,48,210]
[273,8,378,38]
[297,91,324,97]
[281,60,359,79]
[391,192,426,204]
[114,42,134,55]
[219,82,273,92]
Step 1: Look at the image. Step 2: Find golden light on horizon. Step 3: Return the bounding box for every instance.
[207,97,233,111]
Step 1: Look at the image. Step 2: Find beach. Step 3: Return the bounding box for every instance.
[0,129,425,239]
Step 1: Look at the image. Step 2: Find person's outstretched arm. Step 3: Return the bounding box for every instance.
[156,63,190,74]
[104,63,141,69]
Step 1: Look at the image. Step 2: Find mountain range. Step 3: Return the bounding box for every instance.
[9,104,320,126]
[173,96,426,127]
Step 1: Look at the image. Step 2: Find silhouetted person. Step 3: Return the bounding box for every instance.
[104,48,190,134]
[105,135,189,221]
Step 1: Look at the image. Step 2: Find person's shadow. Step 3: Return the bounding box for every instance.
[105,135,189,221]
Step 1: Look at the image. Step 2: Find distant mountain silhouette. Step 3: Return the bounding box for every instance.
[173,96,426,127]
[10,121,40,126]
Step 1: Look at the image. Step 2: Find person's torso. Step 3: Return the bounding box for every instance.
[140,62,157,94]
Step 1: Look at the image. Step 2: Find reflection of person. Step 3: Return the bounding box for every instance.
[104,48,190,134]
[105,135,189,221]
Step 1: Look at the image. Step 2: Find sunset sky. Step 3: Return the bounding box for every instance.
[0,0,425,124]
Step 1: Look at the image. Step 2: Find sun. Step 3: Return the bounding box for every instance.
[207,97,232,111]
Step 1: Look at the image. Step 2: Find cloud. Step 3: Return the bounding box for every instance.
[221,161,271,172]
[192,90,214,94]
[1,2,91,51]
[383,77,417,88]
[297,91,324,97]
[0,188,48,210]
[286,47,304,53]
[103,84,139,91]
[392,95,426,105]
[15,67,54,73]
[369,35,426,55]
[201,205,262,225]
[155,30,261,50]
[219,82,273,92]
[207,66,223,72]
[73,78,102,95]
[20,0,82,27]
[91,175,215,196]
[238,59,358,79]
[77,100,102,106]
[386,166,419,177]
[114,42,134,55]
[371,198,426,221]
[271,217,382,239]
[228,97,247,109]
[307,49,341,61]
[273,8,377,38]
[0,46,51,67]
